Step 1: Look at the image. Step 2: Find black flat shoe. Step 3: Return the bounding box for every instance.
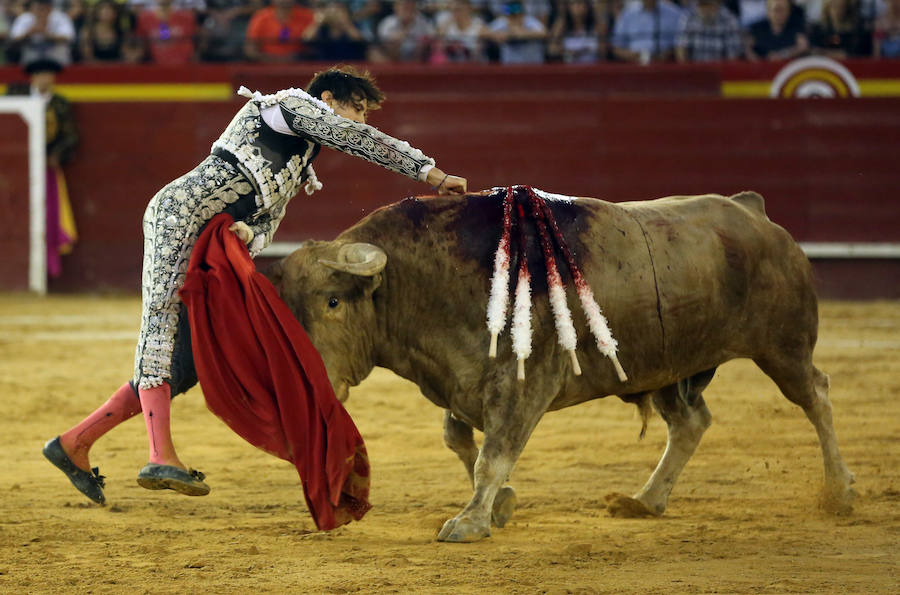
[42,437,106,505]
[136,463,210,496]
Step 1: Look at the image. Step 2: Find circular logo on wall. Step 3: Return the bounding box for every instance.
[770,57,861,98]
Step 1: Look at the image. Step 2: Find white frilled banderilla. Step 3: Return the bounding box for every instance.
[486,186,628,382]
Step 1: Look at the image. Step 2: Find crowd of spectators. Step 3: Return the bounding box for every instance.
[1,0,898,68]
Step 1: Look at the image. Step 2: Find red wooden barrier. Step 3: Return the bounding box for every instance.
[0,64,897,297]
[0,114,31,291]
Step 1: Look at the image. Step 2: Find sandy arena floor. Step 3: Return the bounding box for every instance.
[0,294,897,594]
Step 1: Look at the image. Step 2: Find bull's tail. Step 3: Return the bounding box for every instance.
[729,191,767,217]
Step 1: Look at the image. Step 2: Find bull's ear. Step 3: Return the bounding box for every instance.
[263,258,285,293]
[318,243,387,277]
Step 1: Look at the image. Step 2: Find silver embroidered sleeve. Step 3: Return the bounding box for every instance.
[284,106,435,181]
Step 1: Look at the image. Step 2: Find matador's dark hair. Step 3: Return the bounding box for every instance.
[306,65,386,110]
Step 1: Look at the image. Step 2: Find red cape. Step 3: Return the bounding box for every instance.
[180,214,370,530]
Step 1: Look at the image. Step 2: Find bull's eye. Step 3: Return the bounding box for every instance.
[328,297,340,309]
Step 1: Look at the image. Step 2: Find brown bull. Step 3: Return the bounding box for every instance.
[268,189,855,543]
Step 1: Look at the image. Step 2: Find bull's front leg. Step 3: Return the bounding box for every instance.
[437,393,546,543]
[442,411,518,528]
[442,410,478,485]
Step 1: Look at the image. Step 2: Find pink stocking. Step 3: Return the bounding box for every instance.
[59,382,142,471]
[138,382,183,467]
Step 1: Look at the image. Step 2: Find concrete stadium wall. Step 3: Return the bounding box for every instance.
[0,66,897,297]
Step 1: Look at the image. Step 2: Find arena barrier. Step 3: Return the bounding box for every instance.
[0,64,897,298]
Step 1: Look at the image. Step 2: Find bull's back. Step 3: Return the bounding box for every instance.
[615,192,816,372]
[344,191,815,411]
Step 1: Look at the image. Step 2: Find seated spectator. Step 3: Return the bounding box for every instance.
[675,0,743,62]
[127,0,207,11]
[795,0,824,24]
[198,0,258,62]
[745,0,810,60]
[345,0,388,42]
[488,0,551,24]
[483,0,547,63]
[548,0,606,63]
[302,0,367,60]
[736,0,808,27]
[79,0,133,62]
[611,0,683,63]
[9,0,76,65]
[810,0,871,56]
[76,1,138,33]
[1,2,10,64]
[432,0,486,62]
[244,0,315,62]
[736,0,770,26]
[135,0,196,64]
[874,0,900,57]
[375,0,434,62]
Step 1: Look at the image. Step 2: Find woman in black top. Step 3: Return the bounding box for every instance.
[810,0,872,57]
[79,0,134,62]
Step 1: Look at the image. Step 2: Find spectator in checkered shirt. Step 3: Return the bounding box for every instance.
[675,0,743,62]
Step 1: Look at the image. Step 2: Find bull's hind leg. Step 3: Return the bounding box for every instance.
[608,380,713,517]
[442,411,517,528]
[754,358,855,514]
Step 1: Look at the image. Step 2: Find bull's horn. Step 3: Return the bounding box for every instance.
[318,243,387,277]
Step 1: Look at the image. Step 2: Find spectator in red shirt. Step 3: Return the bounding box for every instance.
[244,0,315,62]
[135,0,197,64]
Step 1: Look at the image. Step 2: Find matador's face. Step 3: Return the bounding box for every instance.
[321,91,369,124]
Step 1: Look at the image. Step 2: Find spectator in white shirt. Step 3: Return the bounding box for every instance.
[483,0,547,63]
[9,0,76,65]
[433,0,486,62]
[611,0,683,63]
[375,0,435,62]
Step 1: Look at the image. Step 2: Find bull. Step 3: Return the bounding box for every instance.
[267,189,855,543]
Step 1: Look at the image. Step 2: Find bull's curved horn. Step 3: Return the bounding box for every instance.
[318,243,387,277]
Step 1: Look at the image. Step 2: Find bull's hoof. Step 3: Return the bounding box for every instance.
[437,517,490,543]
[820,484,855,516]
[604,492,661,518]
[492,486,517,528]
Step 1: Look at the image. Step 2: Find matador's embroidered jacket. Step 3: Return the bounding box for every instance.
[134,87,435,390]
[212,87,436,256]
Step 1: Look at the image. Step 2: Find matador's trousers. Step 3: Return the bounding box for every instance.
[133,155,258,393]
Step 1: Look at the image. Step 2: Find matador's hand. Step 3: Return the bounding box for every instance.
[427,168,467,195]
[229,221,254,244]
[438,175,467,195]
